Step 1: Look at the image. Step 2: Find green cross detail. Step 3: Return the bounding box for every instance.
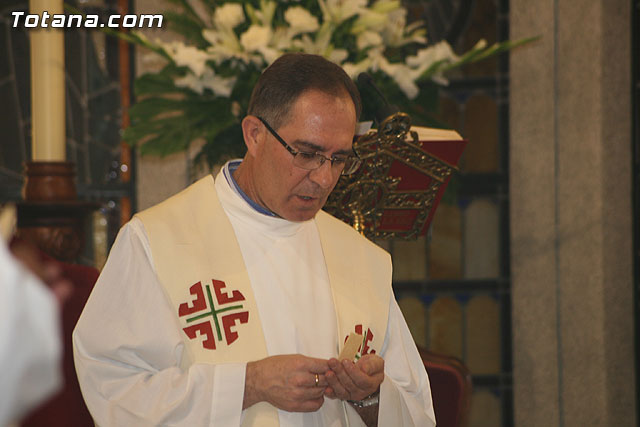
[185,284,244,342]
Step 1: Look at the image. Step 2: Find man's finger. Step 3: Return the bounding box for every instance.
[325,369,350,400]
[301,356,332,374]
[324,387,337,399]
[311,373,330,388]
[356,354,384,376]
[342,359,374,390]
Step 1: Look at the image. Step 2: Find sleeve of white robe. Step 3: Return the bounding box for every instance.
[73,218,246,426]
[0,239,62,425]
[377,297,437,427]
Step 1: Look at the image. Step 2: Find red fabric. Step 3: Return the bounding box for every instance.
[20,259,98,427]
[419,347,472,427]
[418,140,467,165]
[376,137,468,236]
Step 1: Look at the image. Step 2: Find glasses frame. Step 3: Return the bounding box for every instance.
[257,116,361,175]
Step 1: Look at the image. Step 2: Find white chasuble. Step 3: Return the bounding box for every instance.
[136,171,392,427]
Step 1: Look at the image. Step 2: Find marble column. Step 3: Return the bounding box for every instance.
[510,0,635,426]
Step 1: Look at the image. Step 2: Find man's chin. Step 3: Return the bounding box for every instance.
[284,209,320,222]
[281,203,324,222]
[278,196,326,221]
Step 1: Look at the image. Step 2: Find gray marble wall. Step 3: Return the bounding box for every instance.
[510,1,635,425]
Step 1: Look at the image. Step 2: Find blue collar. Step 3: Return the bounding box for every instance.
[223,160,277,217]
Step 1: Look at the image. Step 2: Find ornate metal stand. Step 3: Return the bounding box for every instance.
[324,113,462,240]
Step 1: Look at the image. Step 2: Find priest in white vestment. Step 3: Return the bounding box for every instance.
[73,53,436,427]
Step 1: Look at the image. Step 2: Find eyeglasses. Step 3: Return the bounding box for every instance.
[257,116,362,176]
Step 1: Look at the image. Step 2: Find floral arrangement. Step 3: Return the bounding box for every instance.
[118,0,533,167]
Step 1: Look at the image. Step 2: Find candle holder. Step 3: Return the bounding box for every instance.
[22,161,77,201]
[17,161,99,262]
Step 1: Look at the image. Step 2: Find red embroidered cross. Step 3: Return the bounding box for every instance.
[345,324,376,358]
[178,279,249,350]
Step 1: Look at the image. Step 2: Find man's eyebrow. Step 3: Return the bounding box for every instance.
[291,139,353,156]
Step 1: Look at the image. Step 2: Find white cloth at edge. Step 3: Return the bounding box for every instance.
[0,239,62,425]
[73,164,436,426]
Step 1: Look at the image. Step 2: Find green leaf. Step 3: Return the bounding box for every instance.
[417,58,454,81]
[470,36,540,63]
[138,128,191,156]
[124,115,192,156]
[164,0,206,27]
[195,122,246,167]
[133,68,192,96]
[200,0,217,10]
[128,97,187,121]
[164,11,209,48]
[442,36,541,74]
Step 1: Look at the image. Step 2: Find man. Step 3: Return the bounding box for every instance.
[73,53,436,426]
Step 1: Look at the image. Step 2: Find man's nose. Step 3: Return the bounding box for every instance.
[308,160,335,189]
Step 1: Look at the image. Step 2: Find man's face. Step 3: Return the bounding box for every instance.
[251,90,357,221]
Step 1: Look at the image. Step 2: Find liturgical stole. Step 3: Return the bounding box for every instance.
[136,175,392,426]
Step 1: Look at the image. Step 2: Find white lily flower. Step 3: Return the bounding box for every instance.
[285,6,319,37]
[380,8,407,46]
[430,74,450,86]
[384,61,419,99]
[318,0,366,25]
[341,58,372,79]
[271,27,294,50]
[207,43,262,68]
[471,39,488,50]
[365,47,419,99]
[327,48,348,64]
[370,0,401,14]
[292,35,318,54]
[157,40,211,76]
[201,70,237,97]
[364,46,385,71]
[257,46,282,65]
[238,25,278,67]
[203,28,244,63]
[356,31,383,50]
[240,25,272,52]
[213,3,245,30]
[254,0,277,27]
[348,5,423,48]
[406,41,459,76]
[292,31,332,56]
[351,9,387,35]
[174,73,205,94]
[175,68,237,97]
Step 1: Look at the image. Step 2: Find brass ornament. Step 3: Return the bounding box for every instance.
[324,112,460,240]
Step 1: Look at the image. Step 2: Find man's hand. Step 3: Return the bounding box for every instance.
[324,354,384,402]
[325,354,384,426]
[243,354,330,412]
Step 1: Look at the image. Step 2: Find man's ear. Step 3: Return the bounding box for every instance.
[241,115,263,157]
